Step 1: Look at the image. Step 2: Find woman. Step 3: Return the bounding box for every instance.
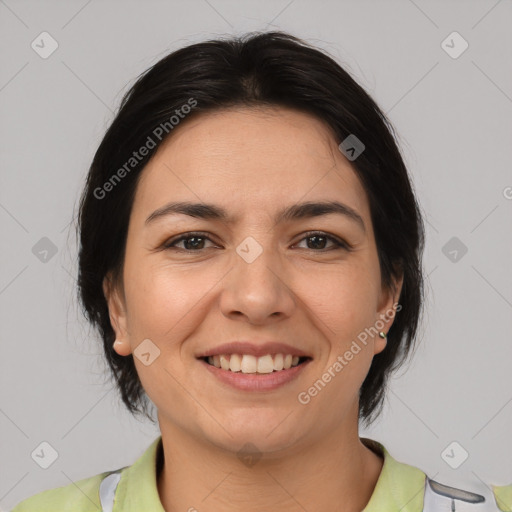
[12,31,511,512]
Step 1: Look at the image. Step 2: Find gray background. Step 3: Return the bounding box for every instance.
[1,0,511,509]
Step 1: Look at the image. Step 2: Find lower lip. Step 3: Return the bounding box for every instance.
[199,359,311,391]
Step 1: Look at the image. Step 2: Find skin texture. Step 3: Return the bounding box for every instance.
[104,106,403,512]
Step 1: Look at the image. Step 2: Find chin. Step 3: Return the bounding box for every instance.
[206,410,304,455]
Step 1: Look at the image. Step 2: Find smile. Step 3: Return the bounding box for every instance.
[202,353,311,374]
[199,353,312,391]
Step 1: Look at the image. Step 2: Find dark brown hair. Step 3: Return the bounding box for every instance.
[77,31,425,427]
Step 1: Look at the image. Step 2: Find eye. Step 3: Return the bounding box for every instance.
[294,231,351,251]
[162,231,351,252]
[163,232,217,251]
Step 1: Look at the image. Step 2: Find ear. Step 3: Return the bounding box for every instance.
[102,272,132,356]
[374,267,404,355]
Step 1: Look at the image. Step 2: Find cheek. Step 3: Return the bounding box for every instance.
[123,259,217,342]
[123,262,211,412]
[305,260,380,337]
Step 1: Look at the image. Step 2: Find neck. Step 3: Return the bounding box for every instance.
[156,422,383,512]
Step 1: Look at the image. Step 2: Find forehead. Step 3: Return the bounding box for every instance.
[132,107,370,223]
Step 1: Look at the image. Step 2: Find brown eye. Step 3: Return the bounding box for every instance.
[163,231,350,253]
[164,232,216,251]
[295,231,350,251]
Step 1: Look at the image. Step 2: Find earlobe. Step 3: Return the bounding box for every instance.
[113,339,132,356]
[373,332,387,356]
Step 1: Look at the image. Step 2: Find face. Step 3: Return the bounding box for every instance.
[104,106,402,456]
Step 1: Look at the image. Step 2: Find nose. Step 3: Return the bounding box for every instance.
[219,239,296,325]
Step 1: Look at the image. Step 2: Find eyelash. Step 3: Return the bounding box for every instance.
[163,231,351,253]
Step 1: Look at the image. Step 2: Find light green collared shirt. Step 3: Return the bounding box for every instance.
[11,436,511,511]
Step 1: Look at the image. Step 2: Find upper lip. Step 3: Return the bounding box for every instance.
[196,341,312,359]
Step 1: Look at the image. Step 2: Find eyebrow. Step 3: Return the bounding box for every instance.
[145,200,365,232]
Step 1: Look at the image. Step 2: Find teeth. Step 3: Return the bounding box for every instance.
[205,353,305,373]
[229,354,242,372]
[257,354,274,374]
[219,354,230,371]
[273,353,284,371]
[240,354,257,373]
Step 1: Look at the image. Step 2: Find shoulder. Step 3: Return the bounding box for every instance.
[492,483,512,512]
[10,470,113,512]
[424,479,512,511]
[362,438,512,511]
[10,436,161,512]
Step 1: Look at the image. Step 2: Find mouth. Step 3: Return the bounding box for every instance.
[199,353,312,374]
[198,352,313,392]
[195,341,313,391]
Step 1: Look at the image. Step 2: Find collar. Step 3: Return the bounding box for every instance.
[113,436,165,512]
[493,485,512,512]
[361,438,426,511]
